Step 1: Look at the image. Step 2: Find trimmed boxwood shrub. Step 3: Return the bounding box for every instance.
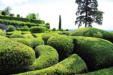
[0,29,4,36]
[71,36,113,71]
[31,45,59,70]
[70,27,113,42]
[77,67,113,75]
[21,26,30,31]
[11,38,31,47]
[0,38,36,74]
[47,35,74,60]
[13,54,88,75]
[30,38,44,49]
[30,26,46,33]
[23,34,34,39]
[9,31,24,38]
[6,25,16,32]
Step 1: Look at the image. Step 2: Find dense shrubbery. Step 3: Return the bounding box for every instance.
[31,45,59,70]
[71,36,113,71]
[14,54,87,75]
[47,35,74,60]
[0,15,45,24]
[6,25,16,32]
[10,31,24,38]
[0,29,4,36]
[20,26,30,31]
[77,67,113,75]
[30,26,46,33]
[23,34,34,39]
[30,38,44,49]
[70,27,113,42]
[0,37,35,74]
[0,19,44,27]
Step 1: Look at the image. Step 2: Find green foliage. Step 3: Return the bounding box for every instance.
[31,45,59,70]
[71,36,113,71]
[26,13,37,20]
[52,28,56,31]
[9,13,15,17]
[75,0,103,27]
[16,14,20,18]
[77,67,113,75]
[70,28,113,42]
[59,15,62,30]
[0,37,35,74]
[0,29,4,36]
[6,25,16,32]
[21,26,30,31]
[0,15,45,24]
[30,26,46,33]
[45,22,50,29]
[47,35,74,60]
[23,34,34,39]
[14,54,87,75]
[9,31,24,38]
[58,31,70,35]
[30,38,44,49]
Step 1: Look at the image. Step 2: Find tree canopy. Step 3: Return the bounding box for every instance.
[75,0,103,28]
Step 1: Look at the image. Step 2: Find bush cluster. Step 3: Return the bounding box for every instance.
[0,15,45,24]
[0,37,35,74]
[70,27,113,42]
[31,45,59,70]
[47,35,74,60]
[30,26,46,33]
[14,54,87,75]
[71,36,113,71]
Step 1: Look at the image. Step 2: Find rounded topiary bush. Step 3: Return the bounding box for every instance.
[32,45,59,70]
[0,29,4,36]
[0,38,36,74]
[47,35,74,60]
[71,36,113,71]
[21,26,30,31]
[9,31,24,38]
[70,27,113,42]
[30,26,46,33]
[15,54,88,75]
[6,26,16,32]
[11,38,31,47]
[30,38,44,49]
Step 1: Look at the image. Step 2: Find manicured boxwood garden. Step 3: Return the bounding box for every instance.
[47,35,74,60]
[31,45,59,70]
[70,27,113,42]
[0,36,36,74]
[71,36,113,71]
[13,54,88,75]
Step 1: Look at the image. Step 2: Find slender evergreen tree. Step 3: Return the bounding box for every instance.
[59,15,62,30]
[75,0,103,28]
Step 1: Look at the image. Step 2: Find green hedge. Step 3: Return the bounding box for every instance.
[0,37,36,74]
[0,19,44,27]
[30,38,44,49]
[9,31,24,38]
[13,54,87,75]
[6,25,16,32]
[30,26,46,33]
[77,67,113,75]
[47,35,74,60]
[31,45,59,70]
[0,29,4,36]
[71,36,113,71]
[70,27,113,42]
[11,38,44,49]
[0,15,45,24]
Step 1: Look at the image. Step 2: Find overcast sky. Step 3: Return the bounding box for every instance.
[0,0,113,30]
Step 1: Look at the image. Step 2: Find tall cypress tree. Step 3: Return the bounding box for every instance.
[75,0,103,28]
[59,15,62,30]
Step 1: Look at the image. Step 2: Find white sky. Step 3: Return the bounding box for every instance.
[0,0,113,30]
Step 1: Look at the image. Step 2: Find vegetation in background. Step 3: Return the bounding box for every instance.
[75,0,103,28]
[58,15,62,30]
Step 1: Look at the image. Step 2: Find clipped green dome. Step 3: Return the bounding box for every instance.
[0,37,36,74]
